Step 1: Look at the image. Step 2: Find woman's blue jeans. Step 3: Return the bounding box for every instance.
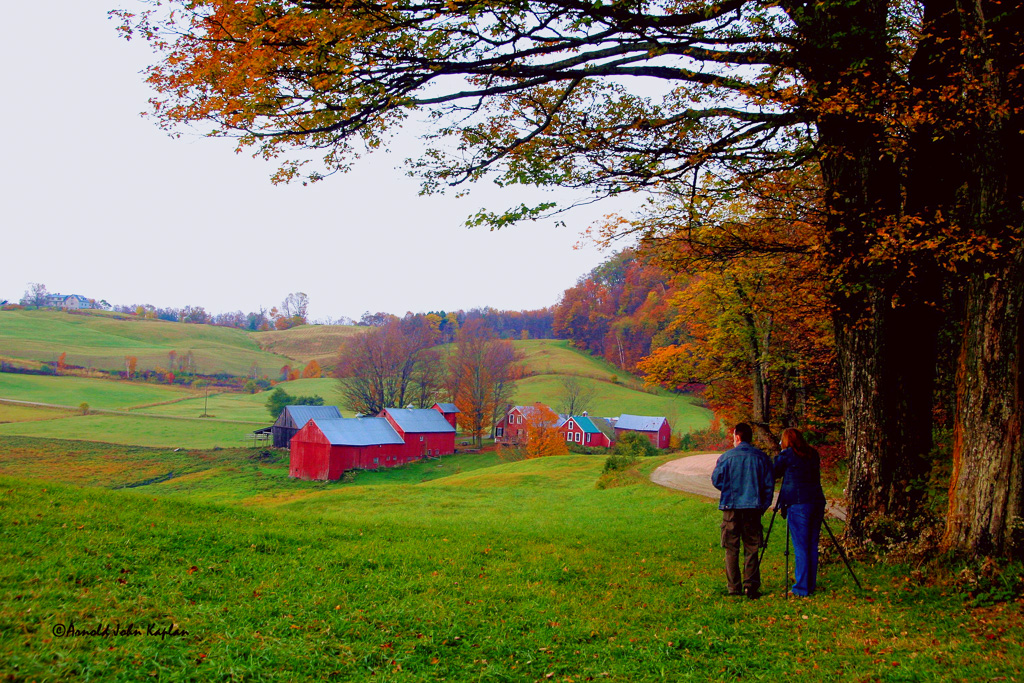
[787,503,825,596]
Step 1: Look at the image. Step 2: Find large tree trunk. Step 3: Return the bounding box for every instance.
[944,251,1024,556]
[783,0,940,543]
[835,293,938,541]
[939,0,1024,557]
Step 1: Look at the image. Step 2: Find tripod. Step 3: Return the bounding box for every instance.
[759,493,863,595]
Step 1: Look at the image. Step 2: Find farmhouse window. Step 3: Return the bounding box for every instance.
[587,433,591,444]
[420,436,424,441]
[373,457,379,465]
[565,433,572,441]
[575,432,582,443]
[495,427,504,437]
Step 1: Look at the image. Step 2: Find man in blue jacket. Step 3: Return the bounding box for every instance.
[711,423,775,599]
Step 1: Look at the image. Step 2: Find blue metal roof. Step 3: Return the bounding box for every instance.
[433,402,460,413]
[286,405,342,428]
[384,408,456,433]
[312,417,404,446]
[615,414,667,432]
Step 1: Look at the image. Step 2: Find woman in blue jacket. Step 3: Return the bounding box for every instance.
[774,428,827,597]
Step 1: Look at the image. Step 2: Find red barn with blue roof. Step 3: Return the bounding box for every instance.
[381,408,456,460]
[614,414,672,449]
[289,417,405,480]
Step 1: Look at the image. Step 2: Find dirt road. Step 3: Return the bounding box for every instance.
[651,452,847,521]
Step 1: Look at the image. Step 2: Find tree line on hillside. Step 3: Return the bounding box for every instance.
[120,0,1023,560]
[12,281,555,339]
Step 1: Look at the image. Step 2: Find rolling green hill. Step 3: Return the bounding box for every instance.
[0,309,289,376]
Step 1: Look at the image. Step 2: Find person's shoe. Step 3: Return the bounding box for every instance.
[745,587,761,600]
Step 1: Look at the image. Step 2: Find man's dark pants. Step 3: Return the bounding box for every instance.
[721,509,764,595]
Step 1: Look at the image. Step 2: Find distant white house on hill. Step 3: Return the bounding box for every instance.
[40,293,97,310]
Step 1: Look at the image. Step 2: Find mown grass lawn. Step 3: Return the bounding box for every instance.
[0,440,1021,682]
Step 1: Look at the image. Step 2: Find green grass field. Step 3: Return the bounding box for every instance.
[0,309,290,376]
[0,414,263,449]
[514,339,635,381]
[135,378,346,422]
[0,403,75,424]
[1,439,1020,682]
[0,373,196,410]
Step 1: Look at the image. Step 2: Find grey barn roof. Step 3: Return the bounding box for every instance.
[615,414,668,432]
[284,405,342,429]
[313,417,404,446]
[385,408,456,433]
[434,402,460,413]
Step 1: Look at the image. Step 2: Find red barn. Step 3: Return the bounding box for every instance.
[431,402,460,429]
[614,414,672,449]
[559,415,615,448]
[289,417,404,480]
[381,408,456,459]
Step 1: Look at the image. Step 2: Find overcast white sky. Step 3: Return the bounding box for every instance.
[0,2,636,322]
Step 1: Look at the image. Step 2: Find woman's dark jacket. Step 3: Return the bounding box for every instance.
[773,447,826,509]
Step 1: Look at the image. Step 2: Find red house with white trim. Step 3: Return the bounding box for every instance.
[614,414,672,449]
[559,415,615,448]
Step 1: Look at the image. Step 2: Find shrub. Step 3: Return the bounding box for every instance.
[612,431,659,459]
[78,402,90,415]
[603,452,636,473]
[265,387,325,419]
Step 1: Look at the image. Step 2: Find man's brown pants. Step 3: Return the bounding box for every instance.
[721,509,764,595]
